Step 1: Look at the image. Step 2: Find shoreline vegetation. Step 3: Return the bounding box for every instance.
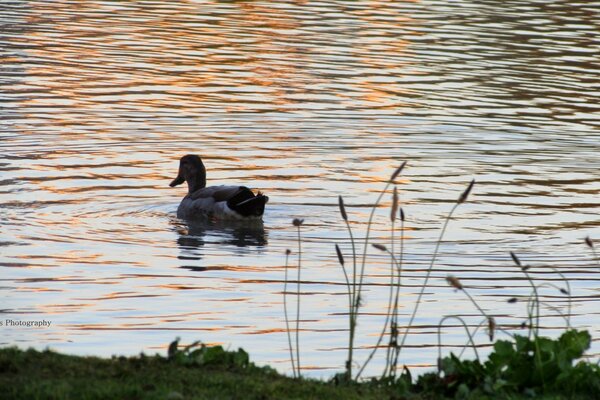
[4,165,600,399]
[1,330,598,400]
[277,164,600,398]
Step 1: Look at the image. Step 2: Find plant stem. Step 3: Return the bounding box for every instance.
[356,249,402,379]
[351,180,393,380]
[437,315,480,363]
[295,225,302,377]
[547,267,572,328]
[396,202,460,360]
[457,319,515,358]
[283,252,297,378]
[520,267,545,391]
[389,216,405,378]
[521,268,540,337]
[345,219,357,380]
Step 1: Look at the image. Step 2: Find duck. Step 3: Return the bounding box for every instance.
[169,154,269,220]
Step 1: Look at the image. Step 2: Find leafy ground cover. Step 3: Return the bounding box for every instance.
[1,333,599,400]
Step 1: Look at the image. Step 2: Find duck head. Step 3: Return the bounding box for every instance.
[169,154,207,193]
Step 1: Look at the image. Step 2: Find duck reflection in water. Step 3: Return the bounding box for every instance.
[171,217,268,269]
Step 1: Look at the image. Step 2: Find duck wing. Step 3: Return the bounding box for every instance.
[186,185,268,218]
[187,185,246,201]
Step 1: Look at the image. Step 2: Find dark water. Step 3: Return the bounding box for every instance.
[1,0,599,377]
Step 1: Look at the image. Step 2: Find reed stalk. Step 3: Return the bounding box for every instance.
[389,207,406,378]
[335,244,353,307]
[585,236,599,268]
[354,163,406,339]
[445,275,496,340]
[539,300,570,328]
[338,196,358,379]
[396,179,475,362]
[293,218,304,376]
[446,275,492,326]
[546,267,572,327]
[437,315,480,364]
[510,252,545,391]
[356,187,401,379]
[535,281,571,328]
[355,243,402,379]
[347,163,406,380]
[510,253,540,337]
[383,188,399,378]
[282,249,297,378]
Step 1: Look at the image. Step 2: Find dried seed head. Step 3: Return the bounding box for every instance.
[585,236,594,249]
[522,264,531,272]
[391,187,399,223]
[285,249,291,256]
[390,322,398,336]
[446,275,463,290]
[507,297,518,304]
[457,179,475,204]
[335,244,344,266]
[356,294,363,308]
[390,161,407,182]
[400,207,405,222]
[488,317,496,341]
[292,218,304,227]
[520,321,528,329]
[372,243,388,252]
[560,288,569,295]
[338,195,348,221]
[510,251,522,267]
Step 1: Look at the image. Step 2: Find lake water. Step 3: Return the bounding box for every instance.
[1,0,599,378]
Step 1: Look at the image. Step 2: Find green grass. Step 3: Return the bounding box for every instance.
[1,340,598,400]
[0,345,404,400]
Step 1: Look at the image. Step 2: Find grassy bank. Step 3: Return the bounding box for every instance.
[1,338,598,400]
[0,345,398,400]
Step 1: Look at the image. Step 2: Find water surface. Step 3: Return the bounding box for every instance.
[1,0,600,377]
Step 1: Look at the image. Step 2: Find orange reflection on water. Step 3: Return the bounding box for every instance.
[12,0,419,125]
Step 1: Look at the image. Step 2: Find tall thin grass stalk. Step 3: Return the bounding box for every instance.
[344,163,406,381]
[510,252,540,337]
[389,207,406,378]
[335,244,353,307]
[444,275,518,345]
[546,267,572,327]
[293,218,304,377]
[585,236,599,268]
[383,187,400,378]
[437,315,480,364]
[446,275,491,325]
[535,280,571,328]
[334,242,354,380]
[354,163,407,339]
[524,273,540,334]
[539,301,570,328]
[395,179,475,361]
[356,187,400,379]
[527,284,570,329]
[338,195,358,379]
[456,317,515,358]
[283,249,297,378]
[356,243,402,379]
[510,252,546,391]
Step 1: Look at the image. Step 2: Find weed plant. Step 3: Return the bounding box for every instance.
[283,164,600,399]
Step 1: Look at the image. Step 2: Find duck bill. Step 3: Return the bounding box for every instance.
[169,174,185,187]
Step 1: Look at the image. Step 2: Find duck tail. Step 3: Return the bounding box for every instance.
[228,188,269,217]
